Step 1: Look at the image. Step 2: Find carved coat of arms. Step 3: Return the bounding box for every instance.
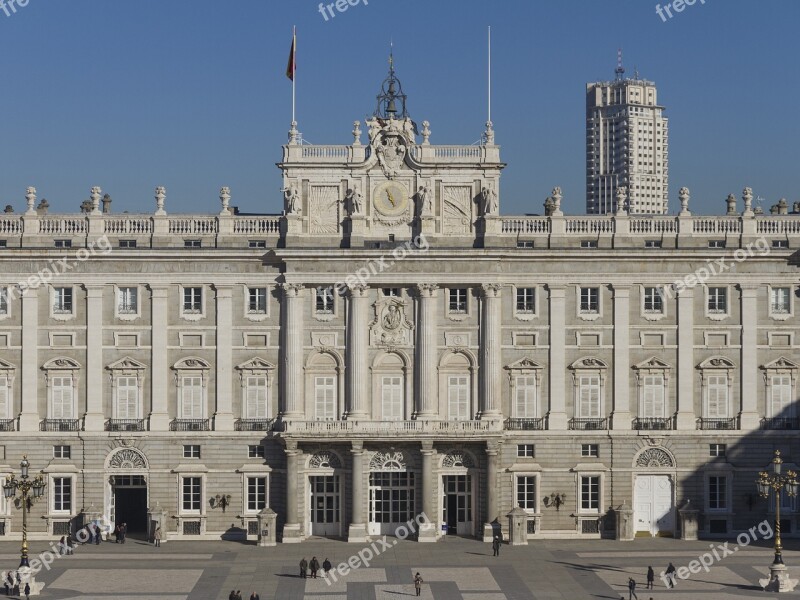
[375,135,406,179]
[370,298,413,346]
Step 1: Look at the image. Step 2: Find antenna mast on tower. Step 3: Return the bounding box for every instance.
[615,48,625,81]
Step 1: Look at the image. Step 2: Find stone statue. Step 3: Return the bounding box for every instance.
[155,186,166,215]
[25,186,36,214]
[726,194,737,215]
[551,186,563,216]
[421,121,431,145]
[90,186,102,214]
[544,196,555,216]
[480,186,499,216]
[352,120,362,146]
[345,187,363,216]
[102,194,112,214]
[414,185,432,217]
[743,187,753,214]
[679,187,690,214]
[793,201,800,214]
[283,185,301,215]
[483,120,495,145]
[615,186,628,215]
[37,198,49,215]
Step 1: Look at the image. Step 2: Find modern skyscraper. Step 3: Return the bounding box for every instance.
[586,54,669,214]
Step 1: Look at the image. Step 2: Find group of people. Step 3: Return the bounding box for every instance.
[3,571,30,598]
[58,535,76,555]
[298,556,331,578]
[113,522,127,543]
[227,592,260,600]
[626,564,672,600]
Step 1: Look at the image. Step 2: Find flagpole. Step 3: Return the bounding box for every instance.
[488,25,492,124]
[292,26,296,125]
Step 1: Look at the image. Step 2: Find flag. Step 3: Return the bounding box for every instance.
[286,29,296,81]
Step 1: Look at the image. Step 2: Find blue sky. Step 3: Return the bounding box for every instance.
[0,0,797,216]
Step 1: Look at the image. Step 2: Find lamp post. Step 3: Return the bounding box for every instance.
[756,450,799,592]
[3,456,46,568]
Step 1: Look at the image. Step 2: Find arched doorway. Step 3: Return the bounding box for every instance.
[307,450,344,538]
[633,447,676,537]
[440,450,477,537]
[105,447,149,539]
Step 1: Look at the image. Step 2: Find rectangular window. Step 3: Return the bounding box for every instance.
[516,288,535,314]
[707,287,727,314]
[248,288,268,314]
[448,375,469,420]
[516,241,534,249]
[578,375,600,417]
[248,240,267,249]
[51,376,74,419]
[515,375,537,418]
[643,287,664,313]
[182,476,201,512]
[184,239,201,248]
[118,287,138,314]
[314,376,336,421]
[580,476,600,512]
[0,287,7,315]
[645,240,662,248]
[381,375,403,421]
[181,376,203,419]
[708,240,725,249]
[448,289,467,314]
[708,476,728,511]
[183,287,202,314]
[771,288,791,314]
[773,240,789,249]
[579,287,599,314]
[709,444,726,457]
[248,445,265,459]
[771,375,792,417]
[247,477,267,512]
[119,239,137,248]
[581,444,599,458]
[516,476,537,511]
[53,477,72,512]
[246,376,268,419]
[54,287,73,314]
[580,240,598,249]
[641,375,665,418]
[0,376,7,419]
[382,288,400,297]
[53,445,71,459]
[54,239,72,249]
[183,445,201,459]
[517,444,535,458]
[116,376,139,419]
[315,287,334,314]
[706,375,729,418]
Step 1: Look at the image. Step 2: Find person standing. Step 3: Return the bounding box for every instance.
[299,557,308,578]
[154,527,162,548]
[121,523,127,544]
[627,577,638,600]
[492,535,501,557]
[228,590,236,600]
[322,558,332,574]
[664,563,676,588]
[249,592,260,600]
[309,557,319,579]
[413,572,423,597]
[646,566,654,590]
[24,582,30,600]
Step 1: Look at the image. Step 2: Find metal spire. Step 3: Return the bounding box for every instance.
[615,48,625,81]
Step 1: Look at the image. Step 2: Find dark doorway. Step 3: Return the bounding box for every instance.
[446,495,458,534]
[113,476,148,537]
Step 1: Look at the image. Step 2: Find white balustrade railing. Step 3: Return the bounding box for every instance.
[501,217,551,234]
[692,218,741,234]
[629,217,678,234]
[104,217,153,234]
[39,218,87,234]
[301,145,349,160]
[757,218,800,235]
[433,146,483,160]
[0,218,22,234]
[168,217,218,235]
[566,218,615,234]
[233,217,281,235]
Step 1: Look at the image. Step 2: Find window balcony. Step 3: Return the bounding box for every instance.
[760,417,800,431]
[0,418,17,432]
[106,419,147,432]
[279,419,503,436]
[504,417,547,431]
[633,417,673,431]
[235,418,276,432]
[696,417,739,431]
[170,419,210,432]
[568,418,608,431]
[40,419,81,432]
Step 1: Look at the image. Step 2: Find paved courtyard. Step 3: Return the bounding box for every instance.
[2,536,800,599]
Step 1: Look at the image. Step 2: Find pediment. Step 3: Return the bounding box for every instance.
[505,357,544,371]
[634,356,672,371]
[173,357,211,370]
[0,358,16,371]
[569,357,608,370]
[42,357,81,370]
[698,356,736,370]
[762,356,799,370]
[236,357,275,371]
[107,356,147,371]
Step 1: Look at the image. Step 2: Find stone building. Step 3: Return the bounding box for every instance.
[1,67,799,545]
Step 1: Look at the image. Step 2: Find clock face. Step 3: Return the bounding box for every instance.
[373,181,409,217]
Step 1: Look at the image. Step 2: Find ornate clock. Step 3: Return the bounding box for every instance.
[372,181,409,217]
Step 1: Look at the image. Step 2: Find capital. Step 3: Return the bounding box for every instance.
[480,283,502,297]
[281,283,305,297]
[416,283,439,297]
[347,283,369,297]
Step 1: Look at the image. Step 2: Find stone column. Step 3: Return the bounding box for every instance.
[611,285,631,430]
[83,285,105,431]
[739,285,759,430]
[345,284,369,419]
[213,285,234,430]
[18,287,39,431]
[149,286,170,431]
[483,440,501,542]
[676,287,695,430]
[281,284,305,419]
[283,441,302,543]
[547,286,567,429]
[348,441,368,542]
[418,441,437,542]
[415,284,439,417]
[480,284,503,419]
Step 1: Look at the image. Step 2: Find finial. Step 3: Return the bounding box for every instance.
[742,187,754,216]
[25,186,37,215]
[155,186,167,216]
[679,187,690,215]
[90,186,102,215]
[219,187,231,215]
[352,121,362,146]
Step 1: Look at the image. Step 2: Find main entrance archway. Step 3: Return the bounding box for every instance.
[105,447,149,539]
[633,447,676,537]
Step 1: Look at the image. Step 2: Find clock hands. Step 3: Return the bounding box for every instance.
[386,190,396,207]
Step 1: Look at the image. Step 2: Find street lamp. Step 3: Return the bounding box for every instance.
[756,450,799,592]
[3,456,46,568]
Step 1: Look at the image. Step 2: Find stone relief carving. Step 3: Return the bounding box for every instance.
[635,448,674,468]
[480,186,498,216]
[413,185,432,218]
[108,448,147,470]
[375,135,407,179]
[309,451,342,469]
[344,187,364,216]
[370,298,414,346]
[309,186,340,234]
[283,185,301,215]
[442,186,473,234]
[369,451,407,471]
[442,451,475,469]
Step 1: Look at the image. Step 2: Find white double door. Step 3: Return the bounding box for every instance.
[634,475,674,536]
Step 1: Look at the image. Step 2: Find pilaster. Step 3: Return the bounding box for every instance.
[676,287,696,430]
[345,284,369,419]
[415,284,439,417]
[213,285,234,431]
[739,284,759,430]
[480,283,502,419]
[83,285,105,431]
[149,286,170,431]
[547,285,567,429]
[348,441,368,543]
[610,285,631,430]
[18,287,39,431]
[281,283,305,419]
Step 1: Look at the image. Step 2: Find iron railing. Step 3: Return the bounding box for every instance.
[569,418,608,431]
[504,417,547,431]
[633,417,674,431]
[696,417,739,431]
[170,419,210,431]
[40,419,81,432]
[235,418,275,432]
[106,419,147,432]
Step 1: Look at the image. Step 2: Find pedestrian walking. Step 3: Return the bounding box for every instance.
[322,558,332,574]
[228,590,236,600]
[236,591,242,600]
[309,556,320,579]
[628,577,638,600]
[154,526,162,547]
[299,557,308,578]
[414,572,423,597]
[249,592,260,600]
[67,536,75,555]
[664,562,676,588]
[114,524,121,543]
[646,566,654,590]
[58,535,67,555]
[121,522,127,543]
[4,573,10,596]
[24,582,30,600]
[492,535,501,557]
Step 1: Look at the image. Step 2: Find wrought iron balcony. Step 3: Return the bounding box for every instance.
[568,418,608,431]
[106,419,147,432]
[279,419,503,436]
[504,417,547,431]
[0,418,17,432]
[40,419,81,432]
[696,417,739,431]
[235,418,275,432]
[633,417,673,431]
[761,417,800,431]
[170,419,210,431]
